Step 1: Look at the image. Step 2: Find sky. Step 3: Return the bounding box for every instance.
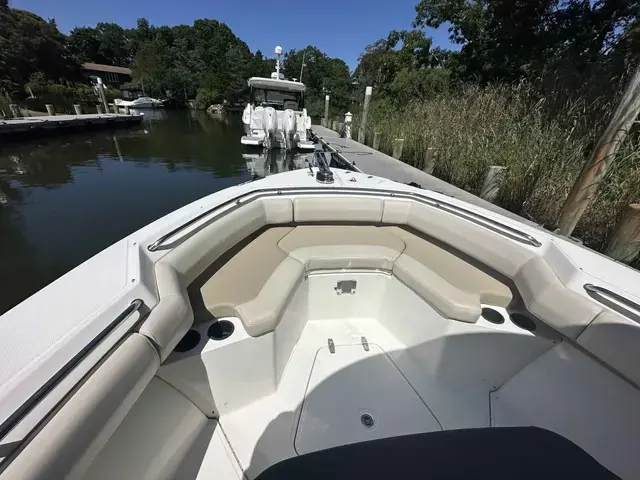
[12,0,457,70]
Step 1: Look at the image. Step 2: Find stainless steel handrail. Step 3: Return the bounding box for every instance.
[0,299,144,446]
[584,284,640,320]
[147,186,542,252]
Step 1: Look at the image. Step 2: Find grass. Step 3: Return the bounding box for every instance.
[352,84,640,256]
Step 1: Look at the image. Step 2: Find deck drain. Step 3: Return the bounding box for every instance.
[361,413,374,428]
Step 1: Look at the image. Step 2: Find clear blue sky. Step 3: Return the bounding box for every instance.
[12,0,457,70]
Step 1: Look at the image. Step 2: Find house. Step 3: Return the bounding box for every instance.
[82,63,143,99]
[82,63,132,87]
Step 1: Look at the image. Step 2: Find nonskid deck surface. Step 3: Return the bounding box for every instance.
[221,317,478,479]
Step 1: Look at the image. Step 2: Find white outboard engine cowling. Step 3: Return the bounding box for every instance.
[262,107,277,150]
[282,109,297,151]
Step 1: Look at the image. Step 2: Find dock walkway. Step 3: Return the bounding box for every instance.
[0,113,143,140]
[312,124,536,226]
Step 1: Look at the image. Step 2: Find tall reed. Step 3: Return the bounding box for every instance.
[352,84,640,252]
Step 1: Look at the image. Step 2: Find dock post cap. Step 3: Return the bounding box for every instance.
[365,86,373,95]
[344,112,353,122]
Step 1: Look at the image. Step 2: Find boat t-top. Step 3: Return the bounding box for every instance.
[242,46,314,151]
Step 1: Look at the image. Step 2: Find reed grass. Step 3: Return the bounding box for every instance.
[352,84,640,253]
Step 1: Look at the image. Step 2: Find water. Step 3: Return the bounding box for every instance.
[0,110,308,315]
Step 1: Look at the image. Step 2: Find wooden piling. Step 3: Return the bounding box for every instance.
[9,104,20,118]
[73,105,83,115]
[332,120,338,131]
[604,204,640,263]
[372,131,381,150]
[392,138,405,160]
[423,148,438,175]
[358,86,372,144]
[480,166,507,203]
[324,95,330,129]
[97,80,109,113]
[124,105,131,115]
[96,104,104,114]
[45,104,55,116]
[111,103,118,114]
[557,64,640,236]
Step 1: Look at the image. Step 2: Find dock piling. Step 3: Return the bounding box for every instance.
[480,166,507,203]
[358,86,372,144]
[110,103,118,114]
[392,138,405,160]
[9,104,20,118]
[73,105,83,116]
[604,204,640,263]
[124,105,131,115]
[344,112,353,139]
[372,131,381,150]
[332,120,338,131]
[96,104,104,114]
[324,95,330,129]
[423,148,438,175]
[45,104,55,116]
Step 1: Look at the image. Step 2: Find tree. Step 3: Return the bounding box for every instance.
[67,22,132,67]
[353,30,450,104]
[283,46,352,115]
[0,8,78,93]
[413,0,640,90]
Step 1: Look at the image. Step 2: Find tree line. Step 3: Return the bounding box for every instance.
[0,6,352,114]
[1,1,638,116]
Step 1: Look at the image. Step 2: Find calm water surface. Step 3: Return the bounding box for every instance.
[0,110,306,315]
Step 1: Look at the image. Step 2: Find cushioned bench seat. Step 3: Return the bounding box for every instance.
[189,224,518,336]
[382,226,513,307]
[191,227,294,321]
[278,225,405,271]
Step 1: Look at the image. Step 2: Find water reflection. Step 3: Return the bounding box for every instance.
[243,150,311,180]
[0,110,305,315]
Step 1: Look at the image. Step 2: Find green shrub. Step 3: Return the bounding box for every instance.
[194,87,221,110]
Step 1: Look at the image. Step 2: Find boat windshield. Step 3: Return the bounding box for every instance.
[252,88,303,111]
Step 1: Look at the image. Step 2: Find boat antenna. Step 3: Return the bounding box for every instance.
[300,51,306,83]
[275,46,283,79]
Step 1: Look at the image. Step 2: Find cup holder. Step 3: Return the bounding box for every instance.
[510,312,537,332]
[208,320,235,341]
[481,307,505,325]
[174,329,201,353]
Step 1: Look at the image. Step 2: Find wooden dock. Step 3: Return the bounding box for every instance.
[312,124,536,226]
[0,113,144,141]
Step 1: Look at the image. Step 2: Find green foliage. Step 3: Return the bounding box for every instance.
[0,8,79,93]
[413,0,640,102]
[283,46,351,116]
[194,88,221,110]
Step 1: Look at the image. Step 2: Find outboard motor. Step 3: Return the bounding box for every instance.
[262,107,277,150]
[282,109,297,151]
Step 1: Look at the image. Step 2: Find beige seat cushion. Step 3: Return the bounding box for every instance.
[514,257,601,339]
[406,203,534,278]
[293,197,383,222]
[577,311,640,388]
[236,257,305,336]
[191,227,294,320]
[279,225,405,253]
[4,334,159,480]
[393,254,481,323]
[382,226,513,307]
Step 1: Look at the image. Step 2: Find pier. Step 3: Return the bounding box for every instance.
[0,113,144,141]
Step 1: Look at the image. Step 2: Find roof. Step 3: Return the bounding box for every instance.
[82,63,132,75]
[247,77,306,92]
